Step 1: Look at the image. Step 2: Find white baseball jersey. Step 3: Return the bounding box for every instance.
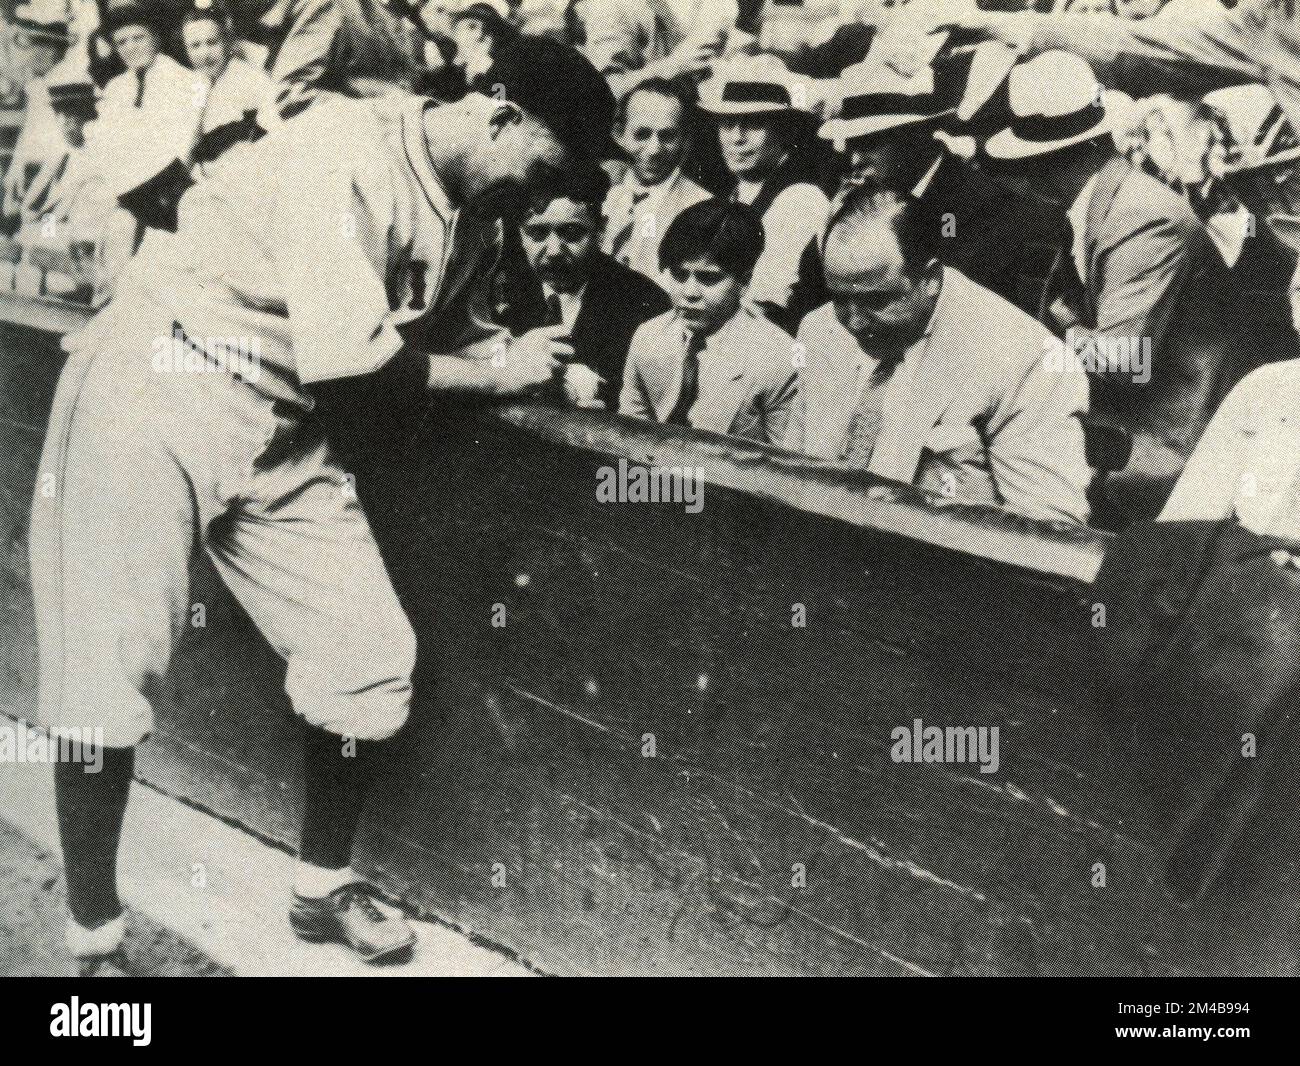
[144,89,507,403]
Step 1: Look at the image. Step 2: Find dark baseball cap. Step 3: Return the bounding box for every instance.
[482,35,616,161]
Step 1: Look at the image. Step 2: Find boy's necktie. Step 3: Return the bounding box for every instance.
[544,292,563,328]
[666,330,705,427]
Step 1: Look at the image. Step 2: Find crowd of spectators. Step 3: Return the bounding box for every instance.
[1,0,1293,534]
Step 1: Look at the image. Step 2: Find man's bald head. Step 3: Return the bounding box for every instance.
[822,188,945,355]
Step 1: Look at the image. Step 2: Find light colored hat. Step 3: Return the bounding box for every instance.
[984,51,1113,160]
[1205,84,1300,174]
[698,57,801,117]
[818,59,956,146]
[1265,213,1300,256]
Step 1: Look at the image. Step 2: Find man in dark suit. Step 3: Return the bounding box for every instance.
[499,164,670,409]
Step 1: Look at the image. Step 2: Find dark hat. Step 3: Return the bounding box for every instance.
[11,18,73,51]
[481,35,616,161]
[102,3,161,38]
[47,80,97,116]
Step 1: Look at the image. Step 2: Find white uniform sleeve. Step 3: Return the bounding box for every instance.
[273,148,403,384]
[1158,372,1257,524]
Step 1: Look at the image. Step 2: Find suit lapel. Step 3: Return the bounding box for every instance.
[692,320,748,433]
[868,270,969,483]
[1083,156,1130,311]
[797,309,866,459]
[649,319,686,422]
[570,262,603,353]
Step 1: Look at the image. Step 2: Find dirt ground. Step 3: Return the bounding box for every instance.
[0,818,229,977]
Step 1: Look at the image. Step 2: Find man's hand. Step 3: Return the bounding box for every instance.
[561,363,605,408]
[1048,296,1081,333]
[492,324,574,396]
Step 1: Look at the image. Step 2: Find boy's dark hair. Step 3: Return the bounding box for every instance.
[524,162,611,217]
[658,198,765,277]
[615,77,694,130]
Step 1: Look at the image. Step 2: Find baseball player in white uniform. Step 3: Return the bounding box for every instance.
[33,35,614,968]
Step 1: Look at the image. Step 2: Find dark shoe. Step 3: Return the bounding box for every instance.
[289,883,417,963]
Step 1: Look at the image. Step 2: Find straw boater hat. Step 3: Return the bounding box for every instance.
[46,80,97,118]
[984,51,1117,160]
[1205,84,1300,175]
[697,57,803,118]
[817,60,957,148]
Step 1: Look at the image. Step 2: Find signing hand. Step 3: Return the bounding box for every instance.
[493,324,573,396]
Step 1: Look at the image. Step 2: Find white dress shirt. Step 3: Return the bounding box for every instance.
[540,281,587,331]
[1161,359,1300,538]
[746,181,830,313]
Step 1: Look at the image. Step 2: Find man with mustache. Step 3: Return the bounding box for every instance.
[500,163,670,409]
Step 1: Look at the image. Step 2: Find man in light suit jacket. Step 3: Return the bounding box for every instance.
[785,187,1092,526]
[982,51,1236,525]
[620,198,798,444]
[603,78,711,286]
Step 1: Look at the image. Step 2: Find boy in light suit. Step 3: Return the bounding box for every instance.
[619,198,799,445]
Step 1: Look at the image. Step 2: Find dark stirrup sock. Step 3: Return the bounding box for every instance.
[53,744,135,928]
[299,724,381,871]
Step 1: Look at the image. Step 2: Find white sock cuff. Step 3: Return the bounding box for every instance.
[293,863,356,899]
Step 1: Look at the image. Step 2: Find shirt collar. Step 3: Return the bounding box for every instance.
[625,167,680,199]
[911,154,944,198]
[542,280,587,303]
[401,96,455,223]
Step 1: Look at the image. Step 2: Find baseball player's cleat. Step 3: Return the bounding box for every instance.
[289,883,417,963]
[65,913,127,963]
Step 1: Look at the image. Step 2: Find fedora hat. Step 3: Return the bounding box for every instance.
[818,59,956,147]
[1206,85,1300,174]
[984,51,1114,160]
[698,57,801,117]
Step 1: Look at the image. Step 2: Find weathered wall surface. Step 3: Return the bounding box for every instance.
[3,315,1299,975]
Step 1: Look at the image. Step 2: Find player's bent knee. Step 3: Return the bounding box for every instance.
[285,618,417,742]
